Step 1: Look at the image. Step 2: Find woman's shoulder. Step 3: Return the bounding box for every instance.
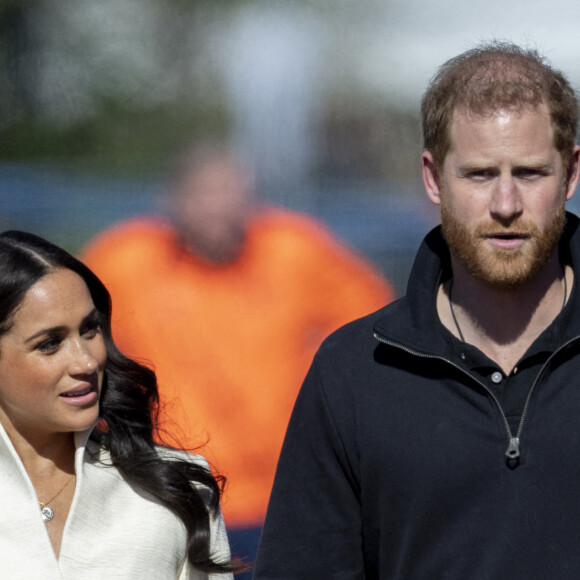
[155,446,211,469]
[84,439,211,474]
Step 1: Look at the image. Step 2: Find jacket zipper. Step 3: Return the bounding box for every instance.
[373,332,580,463]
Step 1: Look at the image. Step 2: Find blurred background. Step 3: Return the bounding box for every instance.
[2,0,580,295]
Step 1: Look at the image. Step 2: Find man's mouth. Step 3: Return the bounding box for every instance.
[485,232,529,249]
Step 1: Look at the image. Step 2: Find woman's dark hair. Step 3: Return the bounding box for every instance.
[0,230,234,574]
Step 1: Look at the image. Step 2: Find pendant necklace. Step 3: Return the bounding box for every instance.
[448,271,568,343]
[39,474,75,522]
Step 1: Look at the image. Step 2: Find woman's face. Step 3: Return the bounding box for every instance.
[0,268,106,441]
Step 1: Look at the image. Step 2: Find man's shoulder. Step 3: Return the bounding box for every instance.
[250,206,391,285]
[250,205,346,247]
[81,216,176,264]
[316,299,405,358]
[87,216,173,247]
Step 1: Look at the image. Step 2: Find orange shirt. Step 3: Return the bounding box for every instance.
[82,208,394,527]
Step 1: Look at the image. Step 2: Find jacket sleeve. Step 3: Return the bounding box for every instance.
[180,506,232,580]
[208,506,233,580]
[183,507,232,580]
[175,453,234,580]
[253,357,364,579]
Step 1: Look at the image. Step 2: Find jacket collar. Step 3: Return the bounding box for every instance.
[373,211,580,354]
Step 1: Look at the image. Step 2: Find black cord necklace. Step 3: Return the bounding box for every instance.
[448,270,568,343]
[448,278,465,342]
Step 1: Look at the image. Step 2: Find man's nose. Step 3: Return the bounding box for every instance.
[490,175,523,221]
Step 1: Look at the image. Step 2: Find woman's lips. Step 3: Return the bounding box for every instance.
[59,383,98,406]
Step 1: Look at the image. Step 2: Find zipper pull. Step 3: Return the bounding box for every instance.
[505,437,520,460]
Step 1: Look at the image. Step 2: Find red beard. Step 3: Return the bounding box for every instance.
[440,202,565,290]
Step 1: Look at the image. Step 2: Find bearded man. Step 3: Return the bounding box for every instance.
[253,42,580,579]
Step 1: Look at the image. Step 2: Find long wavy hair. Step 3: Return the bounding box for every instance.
[0,230,234,574]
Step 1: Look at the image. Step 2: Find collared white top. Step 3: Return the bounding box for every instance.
[0,425,232,579]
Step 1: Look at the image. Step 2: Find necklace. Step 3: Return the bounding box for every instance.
[448,271,568,343]
[448,278,466,342]
[38,474,75,522]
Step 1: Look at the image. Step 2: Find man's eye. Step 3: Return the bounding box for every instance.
[516,168,540,178]
[467,170,492,179]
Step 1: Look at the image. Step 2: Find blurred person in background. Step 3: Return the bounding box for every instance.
[81,142,394,575]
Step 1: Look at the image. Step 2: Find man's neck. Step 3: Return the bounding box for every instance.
[437,256,571,374]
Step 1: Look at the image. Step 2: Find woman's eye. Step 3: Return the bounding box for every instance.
[36,338,61,354]
[83,320,102,338]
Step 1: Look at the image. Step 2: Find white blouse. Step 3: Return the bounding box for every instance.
[0,425,233,579]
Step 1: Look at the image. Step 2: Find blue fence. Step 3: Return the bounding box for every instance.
[0,162,454,296]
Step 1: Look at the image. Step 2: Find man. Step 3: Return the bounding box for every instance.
[80,144,393,571]
[253,42,580,578]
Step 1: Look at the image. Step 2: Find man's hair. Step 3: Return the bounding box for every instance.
[421,41,579,170]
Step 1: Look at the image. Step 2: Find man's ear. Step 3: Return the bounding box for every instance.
[565,145,580,202]
[421,151,442,206]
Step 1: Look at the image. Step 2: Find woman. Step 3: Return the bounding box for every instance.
[0,230,235,579]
